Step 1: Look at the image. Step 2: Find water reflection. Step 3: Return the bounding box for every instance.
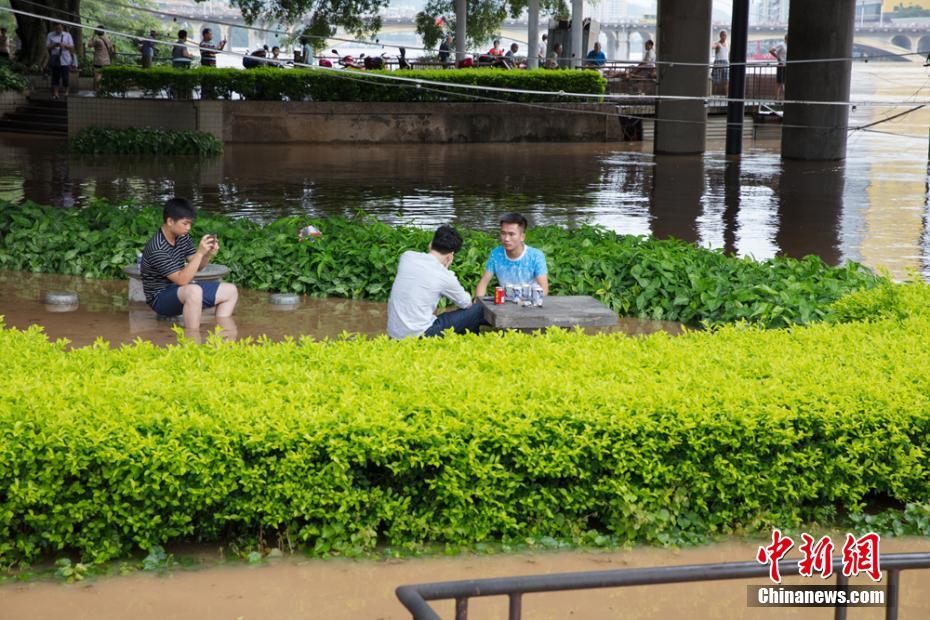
[1,65,929,278]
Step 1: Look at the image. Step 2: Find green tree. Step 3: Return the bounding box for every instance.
[5,0,159,69]
[209,0,390,45]
[415,0,567,50]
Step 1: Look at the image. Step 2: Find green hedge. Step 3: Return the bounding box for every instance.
[70,127,223,156]
[0,200,879,327]
[99,66,607,102]
[1,306,930,563]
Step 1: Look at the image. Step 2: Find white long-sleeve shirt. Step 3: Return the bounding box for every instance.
[387,251,472,339]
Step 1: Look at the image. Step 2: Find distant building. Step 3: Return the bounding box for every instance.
[750,0,789,25]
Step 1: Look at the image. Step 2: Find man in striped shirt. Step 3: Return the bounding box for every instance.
[141,198,238,330]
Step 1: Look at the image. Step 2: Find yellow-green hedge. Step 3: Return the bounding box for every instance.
[2,296,930,563]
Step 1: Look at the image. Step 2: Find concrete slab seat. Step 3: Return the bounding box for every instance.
[477,295,618,330]
[124,263,229,318]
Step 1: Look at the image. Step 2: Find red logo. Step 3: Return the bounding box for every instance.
[756,529,795,584]
[842,532,882,582]
[798,533,835,579]
[756,531,881,584]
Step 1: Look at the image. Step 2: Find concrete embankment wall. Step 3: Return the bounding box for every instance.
[68,98,624,143]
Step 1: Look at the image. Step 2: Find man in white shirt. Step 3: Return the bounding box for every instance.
[46,23,74,100]
[769,35,787,100]
[387,225,486,339]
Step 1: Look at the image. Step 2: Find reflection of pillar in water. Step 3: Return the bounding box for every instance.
[774,160,844,265]
[722,159,741,256]
[650,154,705,243]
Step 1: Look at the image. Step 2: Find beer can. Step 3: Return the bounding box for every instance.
[512,285,522,304]
[494,286,504,304]
[533,285,544,307]
[504,283,514,301]
[522,284,531,303]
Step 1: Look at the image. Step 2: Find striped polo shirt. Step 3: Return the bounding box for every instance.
[140,229,195,306]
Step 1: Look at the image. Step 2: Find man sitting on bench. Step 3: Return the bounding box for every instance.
[140,197,238,330]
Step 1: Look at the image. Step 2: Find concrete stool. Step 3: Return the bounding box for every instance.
[124,263,230,304]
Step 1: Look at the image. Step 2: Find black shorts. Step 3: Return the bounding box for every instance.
[776,65,786,85]
[50,64,69,88]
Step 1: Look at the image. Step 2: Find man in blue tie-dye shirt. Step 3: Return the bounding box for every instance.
[475,213,549,297]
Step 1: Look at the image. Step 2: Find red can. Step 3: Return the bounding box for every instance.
[494,286,505,304]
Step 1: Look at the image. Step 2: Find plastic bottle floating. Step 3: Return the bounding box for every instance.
[298,225,322,241]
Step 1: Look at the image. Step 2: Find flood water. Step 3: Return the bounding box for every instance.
[0,270,682,346]
[3,538,929,620]
[2,65,930,280]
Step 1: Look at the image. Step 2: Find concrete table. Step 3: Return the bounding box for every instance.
[124,263,229,304]
[478,295,618,330]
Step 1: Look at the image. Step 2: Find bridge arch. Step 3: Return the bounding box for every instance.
[918,35,930,53]
[891,34,912,50]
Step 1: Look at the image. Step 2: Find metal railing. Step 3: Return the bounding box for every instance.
[396,552,930,620]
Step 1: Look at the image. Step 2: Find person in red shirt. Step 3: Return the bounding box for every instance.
[488,39,503,56]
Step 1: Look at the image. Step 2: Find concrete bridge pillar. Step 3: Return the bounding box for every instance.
[781,0,856,161]
[455,0,467,62]
[571,0,584,68]
[654,0,712,155]
[605,31,620,61]
[527,0,540,68]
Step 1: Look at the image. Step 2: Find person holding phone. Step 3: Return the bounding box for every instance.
[140,197,238,330]
[46,22,74,100]
[199,27,226,68]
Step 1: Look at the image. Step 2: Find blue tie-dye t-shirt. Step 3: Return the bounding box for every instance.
[485,245,548,286]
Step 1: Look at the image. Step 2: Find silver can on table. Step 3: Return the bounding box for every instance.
[511,284,522,304]
[521,283,532,306]
[532,285,544,307]
[504,283,515,301]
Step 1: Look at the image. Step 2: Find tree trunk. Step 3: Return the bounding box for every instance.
[10,0,81,69]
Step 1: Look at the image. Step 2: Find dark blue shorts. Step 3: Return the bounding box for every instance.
[150,281,220,316]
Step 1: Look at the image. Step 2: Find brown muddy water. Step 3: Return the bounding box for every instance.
[2,65,930,280]
[0,270,682,347]
[2,538,929,619]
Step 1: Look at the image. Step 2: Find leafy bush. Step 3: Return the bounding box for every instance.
[0,64,27,93]
[0,200,880,327]
[830,277,930,323]
[1,314,929,564]
[69,127,223,156]
[99,66,607,102]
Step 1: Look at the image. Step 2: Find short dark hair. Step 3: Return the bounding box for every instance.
[163,197,196,222]
[431,225,463,255]
[178,29,188,39]
[500,213,528,232]
[202,28,211,36]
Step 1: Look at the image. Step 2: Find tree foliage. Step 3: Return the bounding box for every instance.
[204,0,390,43]
[415,0,567,50]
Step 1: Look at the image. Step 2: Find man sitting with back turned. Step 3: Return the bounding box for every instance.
[387,225,486,339]
[141,197,238,330]
[475,213,549,298]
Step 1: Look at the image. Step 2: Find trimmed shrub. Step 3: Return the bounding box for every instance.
[0,201,880,327]
[99,66,607,102]
[69,127,223,156]
[1,314,929,564]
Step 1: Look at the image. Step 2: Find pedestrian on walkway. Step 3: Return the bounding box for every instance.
[712,30,729,95]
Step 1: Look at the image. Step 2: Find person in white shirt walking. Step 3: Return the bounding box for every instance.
[387,225,486,339]
[712,30,729,95]
[769,35,787,101]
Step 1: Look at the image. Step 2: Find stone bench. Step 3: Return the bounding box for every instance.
[124,263,230,304]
